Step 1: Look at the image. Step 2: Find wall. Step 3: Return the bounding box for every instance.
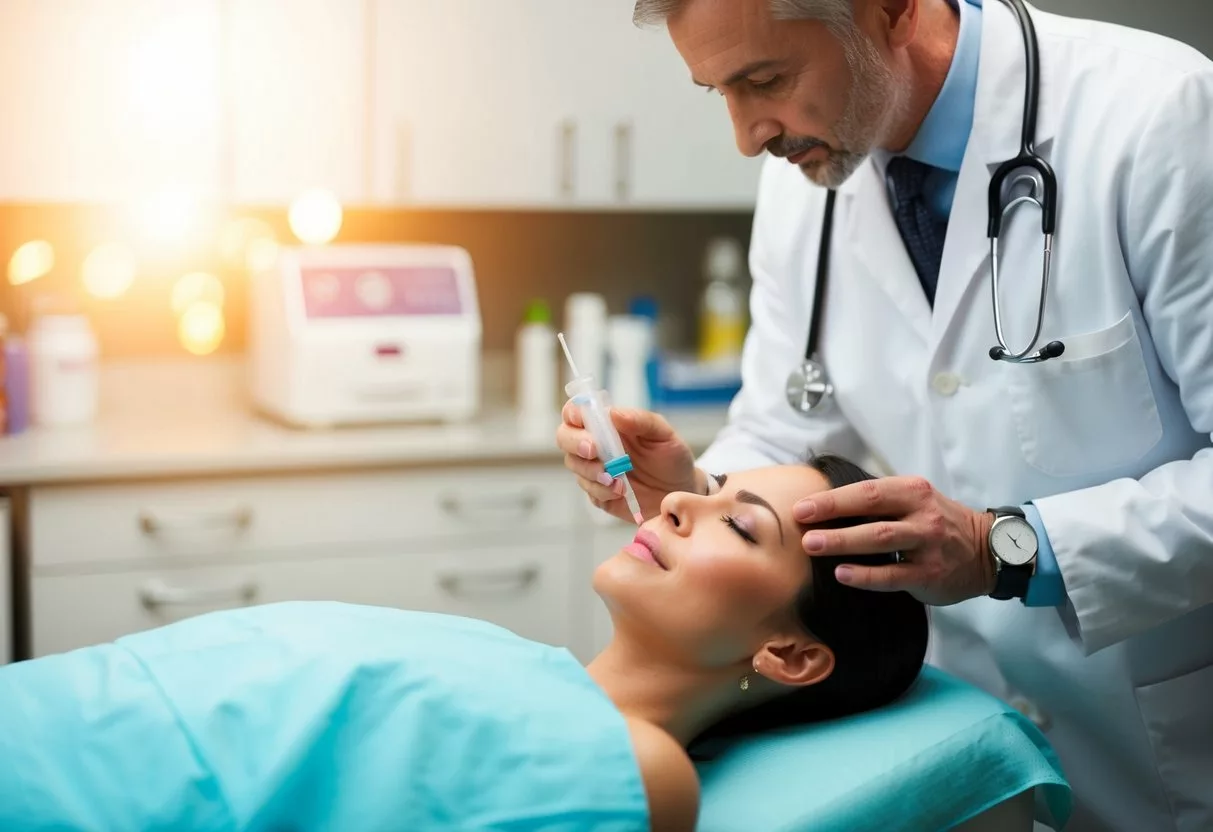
[1031,0,1213,57]
[0,205,754,358]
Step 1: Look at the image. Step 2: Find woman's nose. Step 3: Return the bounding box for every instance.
[660,490,705,536]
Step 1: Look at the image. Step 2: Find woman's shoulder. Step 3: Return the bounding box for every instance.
[624,718,700,832]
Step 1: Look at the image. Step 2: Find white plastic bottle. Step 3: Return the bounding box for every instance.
[30,313,100,428]
[563,293,607,388]
[515,299,558,427]
[698,237,748,363]
[607,315,653,411]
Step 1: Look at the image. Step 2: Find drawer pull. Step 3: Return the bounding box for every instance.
[138,579,259,611]
[138,507,253,535]
[438,491,540,518]
[437,564,541,596]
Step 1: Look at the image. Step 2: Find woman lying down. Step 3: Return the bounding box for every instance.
[0,455,927,831]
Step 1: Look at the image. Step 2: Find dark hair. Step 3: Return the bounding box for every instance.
[691,454,929,750]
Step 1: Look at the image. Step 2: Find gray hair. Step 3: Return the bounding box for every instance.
[633,0,856,39]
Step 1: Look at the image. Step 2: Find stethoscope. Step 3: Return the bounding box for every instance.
[787,0,1065,417]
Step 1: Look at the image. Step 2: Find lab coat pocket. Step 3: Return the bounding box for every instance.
[1133,663,1213,831]
[1005,311,1163,477]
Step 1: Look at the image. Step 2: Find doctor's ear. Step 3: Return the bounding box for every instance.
[752,638,835,688]
[867,0,919,49]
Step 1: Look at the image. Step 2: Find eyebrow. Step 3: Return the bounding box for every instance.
[692,60,782,90]
[735,489,785,545]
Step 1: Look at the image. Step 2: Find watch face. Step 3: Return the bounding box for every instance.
[991,516,1038,566]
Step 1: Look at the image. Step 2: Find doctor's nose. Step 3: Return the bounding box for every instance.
[733,112,782,158]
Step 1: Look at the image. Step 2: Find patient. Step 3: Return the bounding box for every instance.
[0,455,926,832]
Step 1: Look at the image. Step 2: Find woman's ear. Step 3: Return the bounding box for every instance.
[752,636,834,688]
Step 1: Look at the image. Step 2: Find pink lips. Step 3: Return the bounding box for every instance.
[623,529,666,569]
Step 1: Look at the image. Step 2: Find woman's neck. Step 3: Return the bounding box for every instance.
[586,636,751,746]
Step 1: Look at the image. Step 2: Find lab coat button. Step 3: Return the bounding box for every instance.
[931,372,962,397]
[1009,696,1052,732]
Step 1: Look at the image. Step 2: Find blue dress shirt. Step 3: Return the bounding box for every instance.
[898,0,1065,607]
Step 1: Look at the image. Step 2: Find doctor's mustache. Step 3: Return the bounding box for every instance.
[766,135,831,158]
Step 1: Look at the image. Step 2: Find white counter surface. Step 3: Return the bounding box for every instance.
[0,360,730,486]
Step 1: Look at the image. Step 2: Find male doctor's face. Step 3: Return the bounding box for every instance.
[667,0,910,188]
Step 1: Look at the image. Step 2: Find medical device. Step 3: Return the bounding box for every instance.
[558,332,644,525]
[786,0,1065,417]
[249,244,481,428]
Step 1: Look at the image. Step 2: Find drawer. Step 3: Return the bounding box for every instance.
[31,541,573,657]
[31,465,577,569]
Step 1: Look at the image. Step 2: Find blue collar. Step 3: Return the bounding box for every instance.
[903,0,983,172]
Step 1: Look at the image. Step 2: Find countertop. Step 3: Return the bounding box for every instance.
[0,359,731,486]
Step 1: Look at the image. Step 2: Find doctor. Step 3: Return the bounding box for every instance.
[557,0,1213,829]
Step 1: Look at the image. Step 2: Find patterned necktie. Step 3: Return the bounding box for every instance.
[886,156,949,307]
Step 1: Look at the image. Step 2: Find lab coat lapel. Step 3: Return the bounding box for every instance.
[929,0,1059,345]
[838,163,932,343]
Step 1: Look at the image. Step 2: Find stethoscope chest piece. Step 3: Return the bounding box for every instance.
[786,359,835,415]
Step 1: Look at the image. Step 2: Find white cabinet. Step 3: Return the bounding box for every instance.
[27,465,584,658]
[0,0,222,204]
[373,0,760,209]
[0,497,9,665]
[226,0,368,204]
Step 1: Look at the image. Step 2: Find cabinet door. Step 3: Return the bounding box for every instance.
[227,0,367,205]
[31,540,573,657]
[375,0,595,207]
[618,33,764,209]
[0,497,9,665]
[0,0,221,203]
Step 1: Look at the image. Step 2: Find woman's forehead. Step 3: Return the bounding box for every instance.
[728,465,831,512]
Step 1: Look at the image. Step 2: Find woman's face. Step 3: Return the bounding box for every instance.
[594,464,829,668]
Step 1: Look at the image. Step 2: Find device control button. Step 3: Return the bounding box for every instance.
[931,372,962,397]
[355,270,393,310]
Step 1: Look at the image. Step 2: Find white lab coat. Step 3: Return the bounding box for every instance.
[695,3,1213,830]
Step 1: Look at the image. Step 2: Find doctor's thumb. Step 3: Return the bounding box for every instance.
[611,408,676,443]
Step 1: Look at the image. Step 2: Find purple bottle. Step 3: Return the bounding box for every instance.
[4,335,30,434]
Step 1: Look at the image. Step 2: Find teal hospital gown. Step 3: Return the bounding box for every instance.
[0,602,650,831]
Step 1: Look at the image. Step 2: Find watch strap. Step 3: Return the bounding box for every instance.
[987,506,1033,601]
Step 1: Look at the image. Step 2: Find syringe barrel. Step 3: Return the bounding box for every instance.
[566,380,629,471]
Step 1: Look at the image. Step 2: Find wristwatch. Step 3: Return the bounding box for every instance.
[987,506,1039,600]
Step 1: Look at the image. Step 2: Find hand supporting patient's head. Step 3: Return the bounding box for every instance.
[593,454,928,735]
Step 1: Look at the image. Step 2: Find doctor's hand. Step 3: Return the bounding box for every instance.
[556,403,699,522]
[794,476,999,606]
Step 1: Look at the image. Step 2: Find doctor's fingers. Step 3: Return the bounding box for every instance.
[801,520,919,557]
[564,452,624,490]
[795,476,935,524]
[577,473,626,506]
[832,562,917,593]
[556,421,598,462]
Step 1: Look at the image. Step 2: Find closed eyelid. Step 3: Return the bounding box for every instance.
[734,489,784,545]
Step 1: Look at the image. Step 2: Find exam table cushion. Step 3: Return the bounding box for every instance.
[0,602,649,831]
[693,665,1072,832]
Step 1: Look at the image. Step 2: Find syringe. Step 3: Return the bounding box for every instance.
[558,332,645,525]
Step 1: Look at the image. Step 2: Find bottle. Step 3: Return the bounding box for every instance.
[515,299,558,425]
[607,315,653,411]
[3,330,30,435]
[563,293,607,388]
[697,237,748,363]
[30,312,100,428]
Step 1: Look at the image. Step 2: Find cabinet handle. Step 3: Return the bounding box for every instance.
[138,506,253,535]
[138,578,258,611]
[558,119,577,199]
[614,121,633,202]
[437,564,541,596]
[438,490,540,518]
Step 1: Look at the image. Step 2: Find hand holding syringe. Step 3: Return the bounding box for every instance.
[558,333,645,526]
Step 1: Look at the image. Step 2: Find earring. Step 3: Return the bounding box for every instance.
[739,675,750,692]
